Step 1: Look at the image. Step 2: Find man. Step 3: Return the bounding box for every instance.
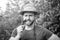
[9,3,60,40]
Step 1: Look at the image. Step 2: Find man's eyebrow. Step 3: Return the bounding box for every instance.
[25,15,27,16]
[29,15,33,16]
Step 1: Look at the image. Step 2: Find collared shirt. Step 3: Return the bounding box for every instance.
[11,25,53,40]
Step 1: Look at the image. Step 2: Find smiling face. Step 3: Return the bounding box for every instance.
[23,13,35,26]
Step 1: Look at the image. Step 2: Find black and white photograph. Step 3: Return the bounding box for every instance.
[0,0,60,40]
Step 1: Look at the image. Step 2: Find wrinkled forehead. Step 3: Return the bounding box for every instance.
[23,13,34,16]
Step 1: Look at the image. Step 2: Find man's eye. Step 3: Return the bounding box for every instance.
[25,15,27,16]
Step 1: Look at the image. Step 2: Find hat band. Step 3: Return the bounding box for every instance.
[20,11,38,15]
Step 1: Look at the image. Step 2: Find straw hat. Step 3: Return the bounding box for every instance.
[20,3,39,15]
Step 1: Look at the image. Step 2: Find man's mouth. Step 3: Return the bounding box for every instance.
[26,21,31,23]
[23,20,31,22]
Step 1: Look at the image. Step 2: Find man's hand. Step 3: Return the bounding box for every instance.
[17,25,25,35]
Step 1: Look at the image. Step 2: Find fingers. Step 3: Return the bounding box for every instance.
[17,25,25,34]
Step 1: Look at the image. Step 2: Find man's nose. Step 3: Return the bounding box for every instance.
[27,16,30,20]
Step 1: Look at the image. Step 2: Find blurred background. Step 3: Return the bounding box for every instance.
[0,0,60,40]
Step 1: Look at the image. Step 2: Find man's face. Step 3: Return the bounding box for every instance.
[23,13,35,26]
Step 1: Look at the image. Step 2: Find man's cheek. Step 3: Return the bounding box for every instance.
[31,18,34,21]
[23,17,26,21]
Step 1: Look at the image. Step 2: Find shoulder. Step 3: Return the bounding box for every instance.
[37,26,54,39]
[36,25,47,31]
[48,34,60,40]
[36,25,53,35]
[36,25,52,33]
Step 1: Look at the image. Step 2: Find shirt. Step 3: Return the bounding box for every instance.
[11,25,53,40]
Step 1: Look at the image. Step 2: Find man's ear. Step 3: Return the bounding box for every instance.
[35,15,39,19]
[34,15,39,24]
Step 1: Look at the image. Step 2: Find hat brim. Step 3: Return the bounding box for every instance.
[20,11,39,15]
